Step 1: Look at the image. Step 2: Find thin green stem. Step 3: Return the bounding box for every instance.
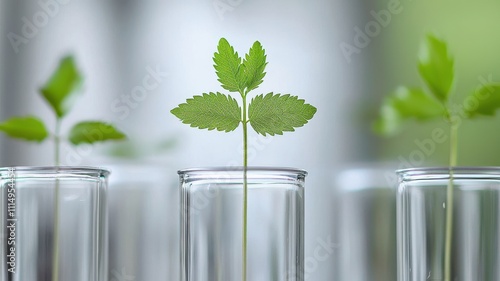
[52,118,62,281]
[444,121,458,281]
[241,91,248,281]
[54,118,61,166]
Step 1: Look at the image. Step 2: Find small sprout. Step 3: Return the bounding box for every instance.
[172,38,316,136]
[375,34,500,136]
[0,55,126,165]
[0,55,127,281]
[171,38,316,281]
[375,34,500,281]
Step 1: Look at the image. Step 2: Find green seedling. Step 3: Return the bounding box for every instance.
[375,34,500,281]
[0,56,126,164]
[0,55,126,281]
[171,38,316,281]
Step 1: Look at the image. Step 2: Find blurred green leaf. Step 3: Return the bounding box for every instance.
[106,141,142,158]
[418,34,454,102]
[40,56,83,117]
[154,137,178,152]
[69,121,126,145]
[466,84,500,118]
[0,116,48,142]
[248,93,317,136]
[171,92,242,132]
[374,87,446,135]
[106,137,178,159]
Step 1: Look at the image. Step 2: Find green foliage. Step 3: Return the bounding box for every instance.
[69,121,126,145]
[0,116,48,142]
[241,41,267,92]
[376,34,500,135]
[374,87,445,135]
[249,93,317,136]
[171,92,241,132]
[418,34,455,103]
[172,37,316,137]
[0,55,126,164]
[466,84,500,118]
[40,56,83,117]
[172,37,316,281]
[106,137,177,159]
[213,38,244,92]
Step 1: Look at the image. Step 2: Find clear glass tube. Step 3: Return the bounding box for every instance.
[107,164,179,281]
[0,166,109,281]
[397,167,500,281]
[179,167,306,281]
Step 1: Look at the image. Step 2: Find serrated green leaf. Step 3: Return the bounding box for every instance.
[213,38,243,92]
[69,121,126,145]
[418,34,454,102]
[0,116,48,142]
[171,92,242,132]
[465,84,500,118]
[374,87,446,135]
[248,93,316,136]
[40,56,83,117]
[241,41,267,92]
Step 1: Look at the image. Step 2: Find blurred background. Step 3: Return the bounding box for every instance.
[2,0,500,280]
